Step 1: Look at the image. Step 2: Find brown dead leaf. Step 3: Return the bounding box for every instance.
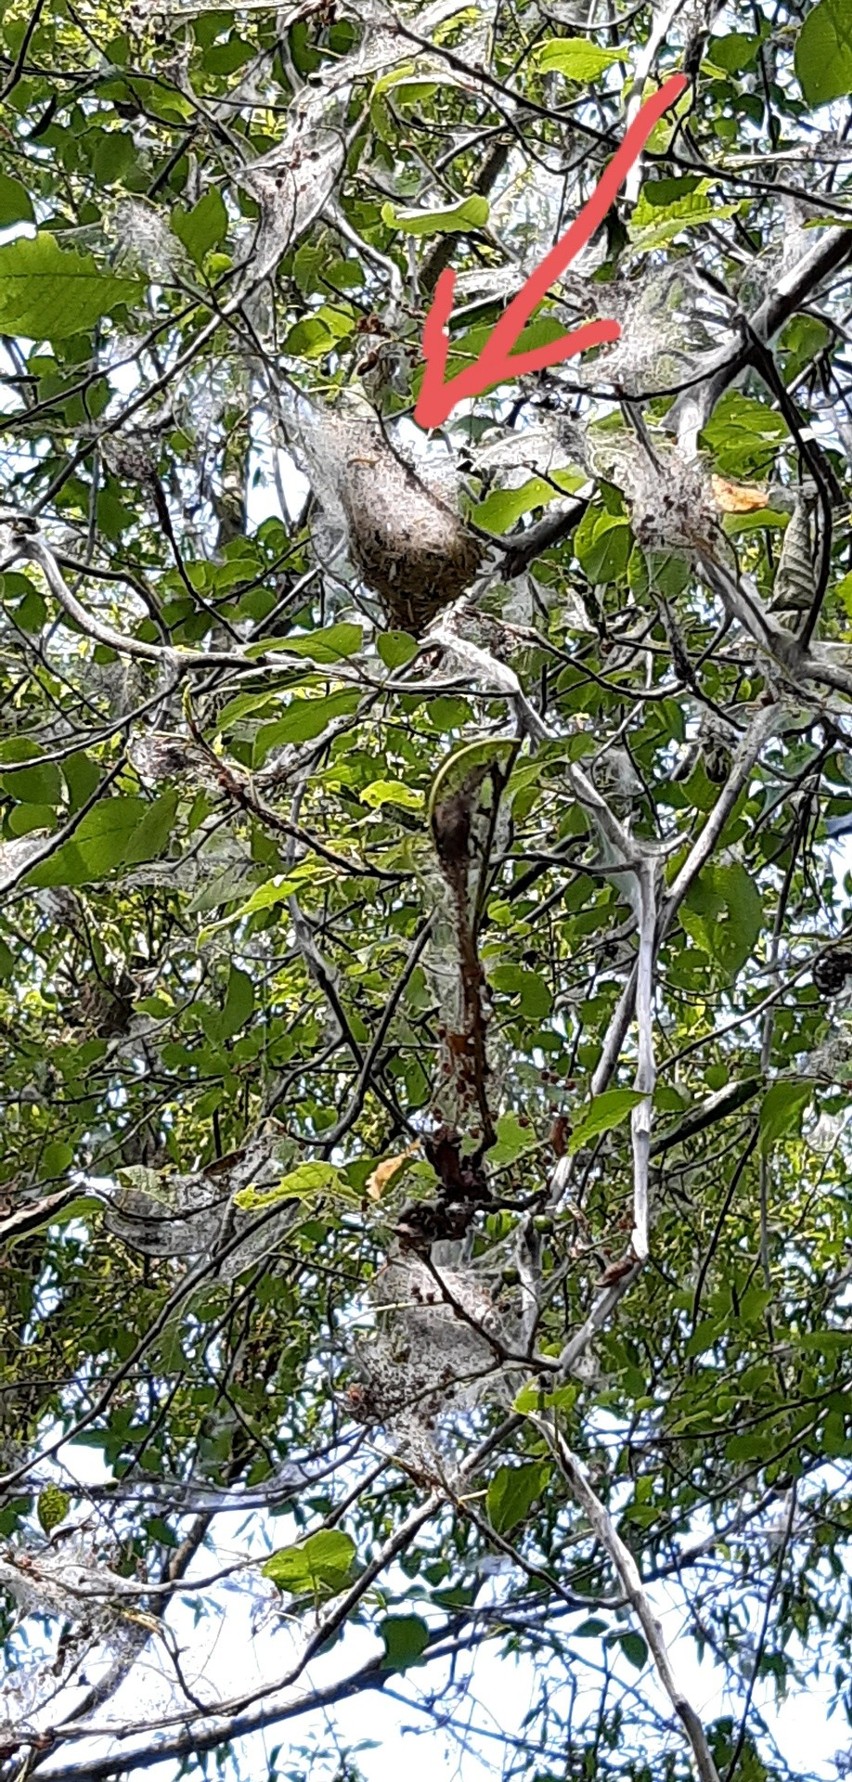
[596,1250,639,1288]
[548,1115,570,1158]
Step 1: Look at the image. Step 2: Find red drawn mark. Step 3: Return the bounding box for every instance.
[414,73,689,431]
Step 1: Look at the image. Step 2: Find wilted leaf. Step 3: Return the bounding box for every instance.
[427,738,516,824]
[711,475,768,514]
[365,1143,419,1201]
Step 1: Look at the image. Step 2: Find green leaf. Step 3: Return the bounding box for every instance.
[172,189,228,265]
[234,1161,343,1211]
[795,0,852,103]
[123,791,179,866]
[0,739,63,806]
[574,507,631,583]
[198,870,318,938]
[255,691,360,761]
[262,1530,356,1598]
[380,1614,430,1669]
[360,779,422,811]
[0,233,141,339]
[759,1080,817,1155]
[680,862,762,980]
[41,1140,74,1177]
[380,78,438,112]
[686,1318,725,1359]
[202,35,255,72]
[0,176,34,225]
[63,752,101,810]
[292,241,323,292]
[725,1430,771,1462]
[618,1631,648,1671]
[11,583,47,632]
[534,37,624,80]
[628,179,741,252]
[489,963,552,1018]
[284,315,335,358]
[9,804,56,836]
[796,1329,850,1353]
[707,31,760,73]
[285,306,354,358]
[26,797,148,887]
[377,631,418,669]
[489,1112,540,1167]
[220,965,254,1039]
[700,394,788,479]
[820,1410,850,1457]
[428,738,516,822]
[513,1379,549,1414]
[247,623,363,663]
[472,481,552,532]
[37,1486,71,1535]
[439,315,572,396]
[93,132,136,185]
[487,1461,550,1535]
[472,472,583,532]
[568,1090,646,1153]
[627,204,737,258]
[381,194,489,235]
[738,1285,771,1327]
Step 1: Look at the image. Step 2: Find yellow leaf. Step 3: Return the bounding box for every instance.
[711,474,768,514]
[366,1142,419,1200]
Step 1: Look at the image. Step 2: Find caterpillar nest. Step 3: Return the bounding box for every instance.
[586,427,717,554]
[351,1244,532,1433]
[104,1137,296,1276]
[285,397,484,634]
[0,1539,141,1628]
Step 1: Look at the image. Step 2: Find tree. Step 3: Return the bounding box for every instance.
[0,0,851,1776]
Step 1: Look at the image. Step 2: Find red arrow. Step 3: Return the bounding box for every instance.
[414,73,689,430]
